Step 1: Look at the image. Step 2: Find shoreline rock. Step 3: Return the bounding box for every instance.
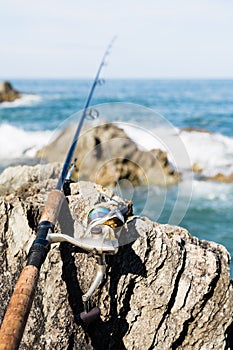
[180,127,213,134]
[205,172,233,183]
[0,163,233,349]
[0,81,21,103]
[36,122,180,187]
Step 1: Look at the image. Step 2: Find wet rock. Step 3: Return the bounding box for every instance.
[180,127,212,134]
[205,172,233,183]
[0,81,21,103]
[0,163,233,349]
[192,162,203,174]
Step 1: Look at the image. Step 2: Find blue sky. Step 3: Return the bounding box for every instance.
[1,0,233,78]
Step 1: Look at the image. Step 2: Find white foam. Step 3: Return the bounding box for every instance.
[121,123,168,152]
[191,179,233,204]
[0,123,52,160]
[119,122,192,172]
[120,123,233,177]
[0,94,42,108]
[179,130,233,176]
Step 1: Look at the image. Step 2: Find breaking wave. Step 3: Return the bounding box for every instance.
[0,123,52,160]
[1,119,233,180]
[121,124,233,177]
[0,94,42,108]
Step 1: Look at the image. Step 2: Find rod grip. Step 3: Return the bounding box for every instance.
[40,190,65,224]
[0,191,65,349]
[0,265,39,350]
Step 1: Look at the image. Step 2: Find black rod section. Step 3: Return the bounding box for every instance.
[56,37,116,191]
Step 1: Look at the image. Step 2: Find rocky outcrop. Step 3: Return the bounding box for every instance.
[0,81,21,103]
[0,162,61,196]
[36,123,179,187]
[181,127,212,134]
[0,163,233,349]
[205,172,233,183]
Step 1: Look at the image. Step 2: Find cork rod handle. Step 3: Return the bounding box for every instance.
[0,190,66,350]
[0,266,39,350]
[40,190,65,224]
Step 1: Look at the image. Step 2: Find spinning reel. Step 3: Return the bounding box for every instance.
[47,192,130,324]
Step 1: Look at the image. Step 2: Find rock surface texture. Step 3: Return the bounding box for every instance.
[0,164,233,350]
[0,81,21,102]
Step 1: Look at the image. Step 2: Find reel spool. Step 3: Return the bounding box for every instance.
[87,206,125,229]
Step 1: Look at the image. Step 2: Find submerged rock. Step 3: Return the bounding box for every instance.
[0,163,233,349]
[0,81,21,103]
[205,172,233,183]
[36,123,179,187]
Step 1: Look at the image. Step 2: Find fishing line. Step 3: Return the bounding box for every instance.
[56,36,117,191]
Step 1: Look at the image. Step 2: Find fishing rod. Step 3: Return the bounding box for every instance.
[56,37,116,191]
[0,37,130,350]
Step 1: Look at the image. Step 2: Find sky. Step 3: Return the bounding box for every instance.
[1,0,233,79]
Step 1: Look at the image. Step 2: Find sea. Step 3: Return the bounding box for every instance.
[0,79,233,273]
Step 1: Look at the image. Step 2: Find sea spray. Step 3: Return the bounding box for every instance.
[0,123,52,160]
[0,93,42,109]
[121,124,233,177]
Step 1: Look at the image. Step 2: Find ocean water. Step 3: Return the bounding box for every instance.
[0,79,233,273]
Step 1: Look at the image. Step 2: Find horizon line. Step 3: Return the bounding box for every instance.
[1,76,233,81]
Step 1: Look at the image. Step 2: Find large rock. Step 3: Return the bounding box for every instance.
[0,81,21,103]
[36,123,179,187]
[0,163,233,349]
